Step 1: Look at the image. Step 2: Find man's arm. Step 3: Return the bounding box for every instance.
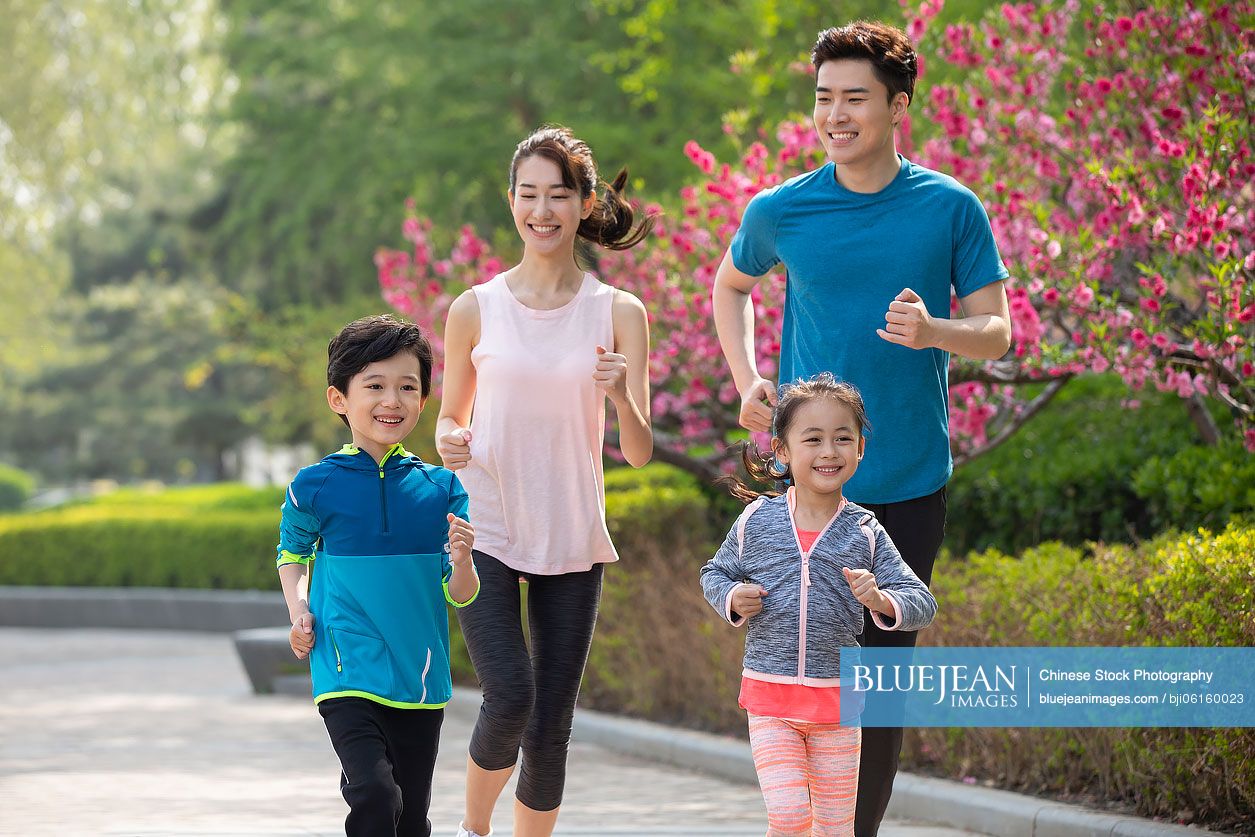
[877,280,1012,361]
[712,250,778,432]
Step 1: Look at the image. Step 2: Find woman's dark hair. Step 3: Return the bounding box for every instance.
[509,125,654,251]
[721,372,872,504]
[326,315,433,427]
[811,21,918,105]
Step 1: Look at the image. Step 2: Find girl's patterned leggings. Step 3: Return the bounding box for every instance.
[748,713,861,837]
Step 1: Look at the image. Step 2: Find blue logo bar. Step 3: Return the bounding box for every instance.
[837,647,1255,727]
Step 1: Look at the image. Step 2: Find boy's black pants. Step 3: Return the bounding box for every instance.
[319,697,443,837]
[854,486,947,837]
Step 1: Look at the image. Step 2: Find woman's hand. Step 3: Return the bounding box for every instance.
[593,345,630,404]
[437,428,473,471]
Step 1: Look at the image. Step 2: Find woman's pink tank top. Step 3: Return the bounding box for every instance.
[458,272,619,575]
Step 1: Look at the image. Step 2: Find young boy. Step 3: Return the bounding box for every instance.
[276,314,479,837]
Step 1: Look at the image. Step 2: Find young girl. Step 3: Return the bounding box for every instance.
[700,373,936,837]
[435,126,653,837]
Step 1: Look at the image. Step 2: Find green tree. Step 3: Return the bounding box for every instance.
[0,277,265,482]
[0,0,225,383]
[210,0,1000,308]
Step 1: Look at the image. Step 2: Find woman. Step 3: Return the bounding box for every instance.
[436,125,653,837]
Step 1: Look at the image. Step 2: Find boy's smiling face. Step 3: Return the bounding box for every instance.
[327,352,427,462]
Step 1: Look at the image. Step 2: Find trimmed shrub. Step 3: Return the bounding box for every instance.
[0,463,34,512]
[1132,440,1255,536]
[945,375,1226,555]
[605,462,718,556]
[906,523,1255,830]
[1,465,715,589]
[0,505,279,589]
[77,483,284,512]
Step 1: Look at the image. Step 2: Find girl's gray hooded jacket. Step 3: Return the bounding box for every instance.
[700,490,936,684]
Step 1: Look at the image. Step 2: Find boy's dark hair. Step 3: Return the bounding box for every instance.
[811,21,918,105]
[327,315,433,427]
[721,372,872,504]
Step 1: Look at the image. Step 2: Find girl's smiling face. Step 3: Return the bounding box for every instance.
[774,398,865,498]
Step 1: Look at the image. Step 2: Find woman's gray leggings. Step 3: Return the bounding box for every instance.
[456,550,603,812]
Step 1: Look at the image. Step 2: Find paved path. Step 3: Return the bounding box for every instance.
[0,628,980,836]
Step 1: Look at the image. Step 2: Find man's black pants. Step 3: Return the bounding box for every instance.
[854,486,946,837]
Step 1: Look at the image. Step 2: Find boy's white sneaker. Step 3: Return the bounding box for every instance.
[456,824,492,837]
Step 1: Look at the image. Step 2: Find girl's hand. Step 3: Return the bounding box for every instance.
[437,428,473,471]
[843,567,891,614]
[731,583,768,619]
[447,514,475,566]
[289,611,316,660]
[593,345,629,403]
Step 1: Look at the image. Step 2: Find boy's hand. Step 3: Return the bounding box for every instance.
[447,513,475,566]
[732,583,768,619]
[437,428,473,471]
[843,567,891,614]
[289,611,316,660]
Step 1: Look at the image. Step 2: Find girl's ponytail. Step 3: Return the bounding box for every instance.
[718,441,789,505]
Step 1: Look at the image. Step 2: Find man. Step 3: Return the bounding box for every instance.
[712,21,1012,836]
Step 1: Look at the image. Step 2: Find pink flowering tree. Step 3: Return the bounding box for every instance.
[378,0,1254,481]
[905,0,1253,455]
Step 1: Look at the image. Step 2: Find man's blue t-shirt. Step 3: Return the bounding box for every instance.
[731,156,1008,504]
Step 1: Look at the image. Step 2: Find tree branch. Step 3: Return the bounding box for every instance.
[950,360,1064,385]
[604,428,726,485]
[1184,393,1222,445]
[953,376,1073,467]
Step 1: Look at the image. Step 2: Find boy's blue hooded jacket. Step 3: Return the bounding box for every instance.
[276,443,476,709]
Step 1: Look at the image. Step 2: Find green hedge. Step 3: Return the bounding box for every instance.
[946,375,1241,555]
[1132,440,1255,535]
[0,466,715,590]
[906,523,1255,829]
[0,463,34,512]
[0,505,280,588]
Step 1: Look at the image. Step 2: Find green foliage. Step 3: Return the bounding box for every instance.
[213,0,627,305]
[1132,440,1255,536]
[913,523,1255,828]
[79,483,284,513]
[1,463,713,588]
[605,462,720,557]
[946,375,1218,554]
[0,464,35,512]
[213,0,999,307]
[0,277,268,483]
[0,505,279,589]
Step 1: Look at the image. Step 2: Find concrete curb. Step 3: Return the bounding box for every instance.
[0,585,287,632]
[0,587,1224,837]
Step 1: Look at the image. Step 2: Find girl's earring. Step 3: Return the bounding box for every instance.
[767,457,789,479]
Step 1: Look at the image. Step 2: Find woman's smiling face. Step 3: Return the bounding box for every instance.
[510,154,593,256]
